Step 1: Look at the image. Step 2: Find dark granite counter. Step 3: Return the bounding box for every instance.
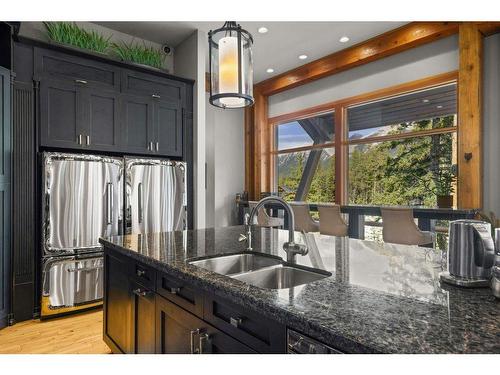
[100,226,500,354]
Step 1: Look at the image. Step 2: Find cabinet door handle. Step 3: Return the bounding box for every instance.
[169,287,181,295]
[77,134,82,145]
[190,329,200,354]
[155,141,159,152]
[86,135,90,145]
[152,94,161,99]
[75,79,88,84]
[149,141,154,151]
[199,333,210,354]
[230,317,243,328]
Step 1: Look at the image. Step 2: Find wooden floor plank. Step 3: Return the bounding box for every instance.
[0,310,111,354]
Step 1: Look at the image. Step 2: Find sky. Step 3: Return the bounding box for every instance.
[277,121,378,150]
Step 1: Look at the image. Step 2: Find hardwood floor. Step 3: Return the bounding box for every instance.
[0,309,111,354]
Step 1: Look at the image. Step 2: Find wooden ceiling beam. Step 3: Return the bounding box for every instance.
[255,22,460,96]
[476,22,500,37]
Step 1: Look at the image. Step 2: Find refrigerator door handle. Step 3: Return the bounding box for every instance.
[106,182,113,225]
[138,182,143,224]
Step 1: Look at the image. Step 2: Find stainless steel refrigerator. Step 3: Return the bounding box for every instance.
[124,157,187,236]
[41,152,123,318]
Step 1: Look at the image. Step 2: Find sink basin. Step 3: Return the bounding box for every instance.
[232,265,330,289]
[189,253,283,276]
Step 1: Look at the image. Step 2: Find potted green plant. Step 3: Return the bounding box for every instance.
[44,22,111,55]
[111,41,165,70]
[435,165,456,208]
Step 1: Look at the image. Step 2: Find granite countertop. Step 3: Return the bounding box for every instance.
[100,226,500,354]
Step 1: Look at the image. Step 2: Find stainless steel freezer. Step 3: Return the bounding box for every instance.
[125,158,187,235]
[41,253,104,317]
[42,152,124,256]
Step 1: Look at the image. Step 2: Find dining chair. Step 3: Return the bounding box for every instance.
[318,204,348,237]
[289,202,320,232]
[248,201,284,228]
[380,207,434,246]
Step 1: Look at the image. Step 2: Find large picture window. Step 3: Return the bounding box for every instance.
[272,75,458,209]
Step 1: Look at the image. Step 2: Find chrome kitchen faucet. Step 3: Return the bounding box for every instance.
[239,196,308,263]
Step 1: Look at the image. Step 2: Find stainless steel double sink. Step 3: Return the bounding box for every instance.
[189,253,330,289]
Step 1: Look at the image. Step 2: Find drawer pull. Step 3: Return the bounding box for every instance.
[169,287,181,295]
[152,94,161,99]
[75,79,88,84]
[132,288,151,297]
[136,269,146,277]
[230,317,243,328]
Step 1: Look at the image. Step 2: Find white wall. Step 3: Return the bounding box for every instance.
[175,31,207,229]
[19,22,174,72]
[269,36,459,117]
[483,34,500,217]
[205,96,245,228]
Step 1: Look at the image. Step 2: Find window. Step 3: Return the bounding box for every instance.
[271,75,458,210]
[274,112,335,203]
[347,83,457,207]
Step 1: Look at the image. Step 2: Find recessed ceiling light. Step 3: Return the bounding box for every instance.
[258,27,268,34]
[266,68,274,73]
[436,105,443,109]
[298,54,308,60]
[339,36,350,43]
[422,99,430,103]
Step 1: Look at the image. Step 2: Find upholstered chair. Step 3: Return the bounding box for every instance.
[318,204,348,237]
[289,202,320,233]
[248,201,284,228]
[381,207,434,246]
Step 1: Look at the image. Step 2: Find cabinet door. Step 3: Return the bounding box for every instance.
[103,252,133,354]
[130,281,156,354]
[156,294,201,354]
[153,99,182,157]
[81,88,121,151]
[39,79,85,149]
[155,295,255,354]
[121,94,155,155]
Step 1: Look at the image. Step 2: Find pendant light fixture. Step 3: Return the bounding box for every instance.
[208,21,254,109]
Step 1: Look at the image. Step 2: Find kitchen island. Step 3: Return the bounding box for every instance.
[99,226,500,354]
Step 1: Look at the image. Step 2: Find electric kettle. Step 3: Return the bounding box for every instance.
[491,228,500,298]
[440,220,495,287]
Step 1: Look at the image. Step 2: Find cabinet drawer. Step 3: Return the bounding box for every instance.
[122,69,185,103]
[204,295,286,353]
[156,272,203,317]
[130,261,156,290]
[34,47,120,90]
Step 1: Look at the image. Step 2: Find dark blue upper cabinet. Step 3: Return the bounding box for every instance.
[0,66,11,329]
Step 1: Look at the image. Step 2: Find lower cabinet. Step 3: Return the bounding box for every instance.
[103,252,133,354]
[103,247,283,354]
[156,295,255,354]
[131,281,156,354]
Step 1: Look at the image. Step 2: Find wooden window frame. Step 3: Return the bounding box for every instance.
[269,71,458,205]
[247,22,496,208]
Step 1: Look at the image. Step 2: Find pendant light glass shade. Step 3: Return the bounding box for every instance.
[208,22,254,109]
